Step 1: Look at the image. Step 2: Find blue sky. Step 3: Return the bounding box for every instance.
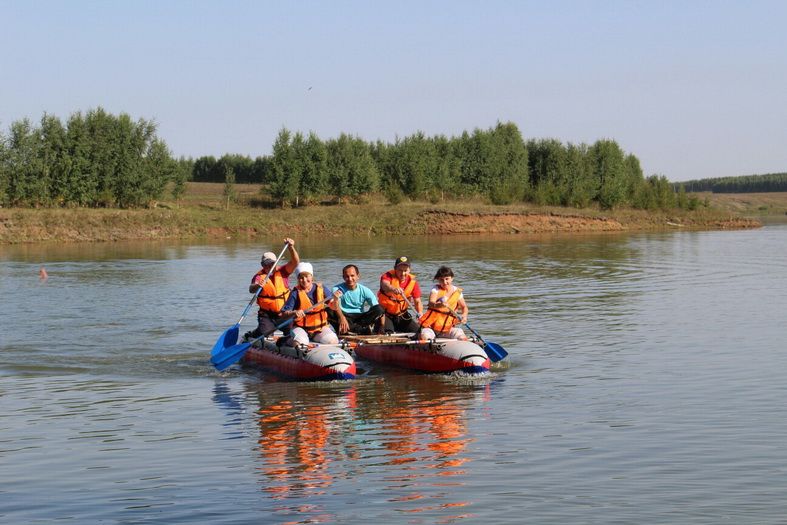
[1,1,785,182]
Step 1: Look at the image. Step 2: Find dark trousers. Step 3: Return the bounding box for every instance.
[251,311,291,338]
[382,311,421,334]
[329,304,384,335]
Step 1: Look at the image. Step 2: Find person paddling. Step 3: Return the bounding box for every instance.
[246,238,299,340]
[280,262,341,346]
[378,256,423,333]
[418,266,468,341]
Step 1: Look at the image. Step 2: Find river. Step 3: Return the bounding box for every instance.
[2,223,786,524]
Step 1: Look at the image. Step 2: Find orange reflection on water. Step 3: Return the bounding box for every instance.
[247,376,491,523]
[370,384,475,519]
[256,398,337,500]
[256,400,297,498]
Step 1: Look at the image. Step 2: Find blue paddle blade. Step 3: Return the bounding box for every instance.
[213,342,252,371]
[484,341,508,363]
[211,325,239,360]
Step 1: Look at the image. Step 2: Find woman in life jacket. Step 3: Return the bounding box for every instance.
[280,262,341,346]
[418,266,468,341]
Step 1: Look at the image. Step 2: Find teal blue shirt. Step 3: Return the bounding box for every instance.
[332,282,378,314]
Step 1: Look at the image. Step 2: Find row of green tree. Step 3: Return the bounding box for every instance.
[2,109,697,211]
[0,108,191,207]
[192,154,269,184]
[257,123,695,210]
[677,173,787,193]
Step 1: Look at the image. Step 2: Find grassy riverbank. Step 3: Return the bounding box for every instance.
[0,183,766,244]
[696,191,787,216]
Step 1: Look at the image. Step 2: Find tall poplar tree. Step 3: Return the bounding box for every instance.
[269,128,298,206]
[298,132,328,204]
[589,139,627,209]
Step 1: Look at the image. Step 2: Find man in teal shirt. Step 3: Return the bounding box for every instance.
[331,264,384,335]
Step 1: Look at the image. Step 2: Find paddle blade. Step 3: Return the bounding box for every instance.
[212,342,252,371]
[484,341,508,363]
[211,325,240,360]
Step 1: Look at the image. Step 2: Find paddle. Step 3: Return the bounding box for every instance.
[441,302,509,363]
[399,292,423,326]
[211,294,335,371]
[210,243,288,361]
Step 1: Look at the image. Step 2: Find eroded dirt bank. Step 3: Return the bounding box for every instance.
[408,210,759,235]
[411,211,626,234]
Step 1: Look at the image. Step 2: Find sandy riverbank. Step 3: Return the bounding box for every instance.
[0,204,761,244]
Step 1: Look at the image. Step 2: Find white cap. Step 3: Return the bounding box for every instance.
[295,262,314,276]
[260,252,277,266]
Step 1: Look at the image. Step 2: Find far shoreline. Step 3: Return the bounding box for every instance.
[0,193,766,245]
[5,183,783,245]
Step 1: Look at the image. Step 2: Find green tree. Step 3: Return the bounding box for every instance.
[223,164,236,209]
[217,154,255,183]
[268,128,299,206]
[589,139,627,209]
[0,127,9,205]
[326,134,378,202]
[623,154,644,203]
[678,172,787,193]
[287,132,307,206]
[527,138,568,205]
[676,184,688,209]
[297,132,328,204]
[564,143,596,208]
[455,130,480,193]
[651,174,676,210]
[432,135,460,201]
[1,108,173,208]
[107,112,157,208]
[84,108,119,206]
[4,119,46,206]
[631,178,657,210]
[143,139,176,206]
[39,113,67,206]
[192,156,217,182]
[62,112,98,206]
[485,122,528,204]
[252,156,272,184]
[397,131,438,198]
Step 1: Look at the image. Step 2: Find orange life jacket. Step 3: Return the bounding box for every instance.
[419,286,462,333]
[377,270,418,316]
[294,284,328,333]
[255,267,290,314]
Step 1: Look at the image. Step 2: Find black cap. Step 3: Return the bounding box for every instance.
[394,256,411,268]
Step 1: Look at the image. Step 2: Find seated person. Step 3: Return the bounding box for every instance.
[418,266,468,341]
[330,264,384,335]
[279,262,341,346]
[378,256,423,333]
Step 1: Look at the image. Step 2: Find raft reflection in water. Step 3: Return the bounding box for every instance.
[237,375,496,521]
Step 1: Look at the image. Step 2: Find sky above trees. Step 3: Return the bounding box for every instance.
[1,1,785,182]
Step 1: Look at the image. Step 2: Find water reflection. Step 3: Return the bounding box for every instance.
[212,375,497,522]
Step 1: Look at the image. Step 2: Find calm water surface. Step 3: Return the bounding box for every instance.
[2,225,786,524]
